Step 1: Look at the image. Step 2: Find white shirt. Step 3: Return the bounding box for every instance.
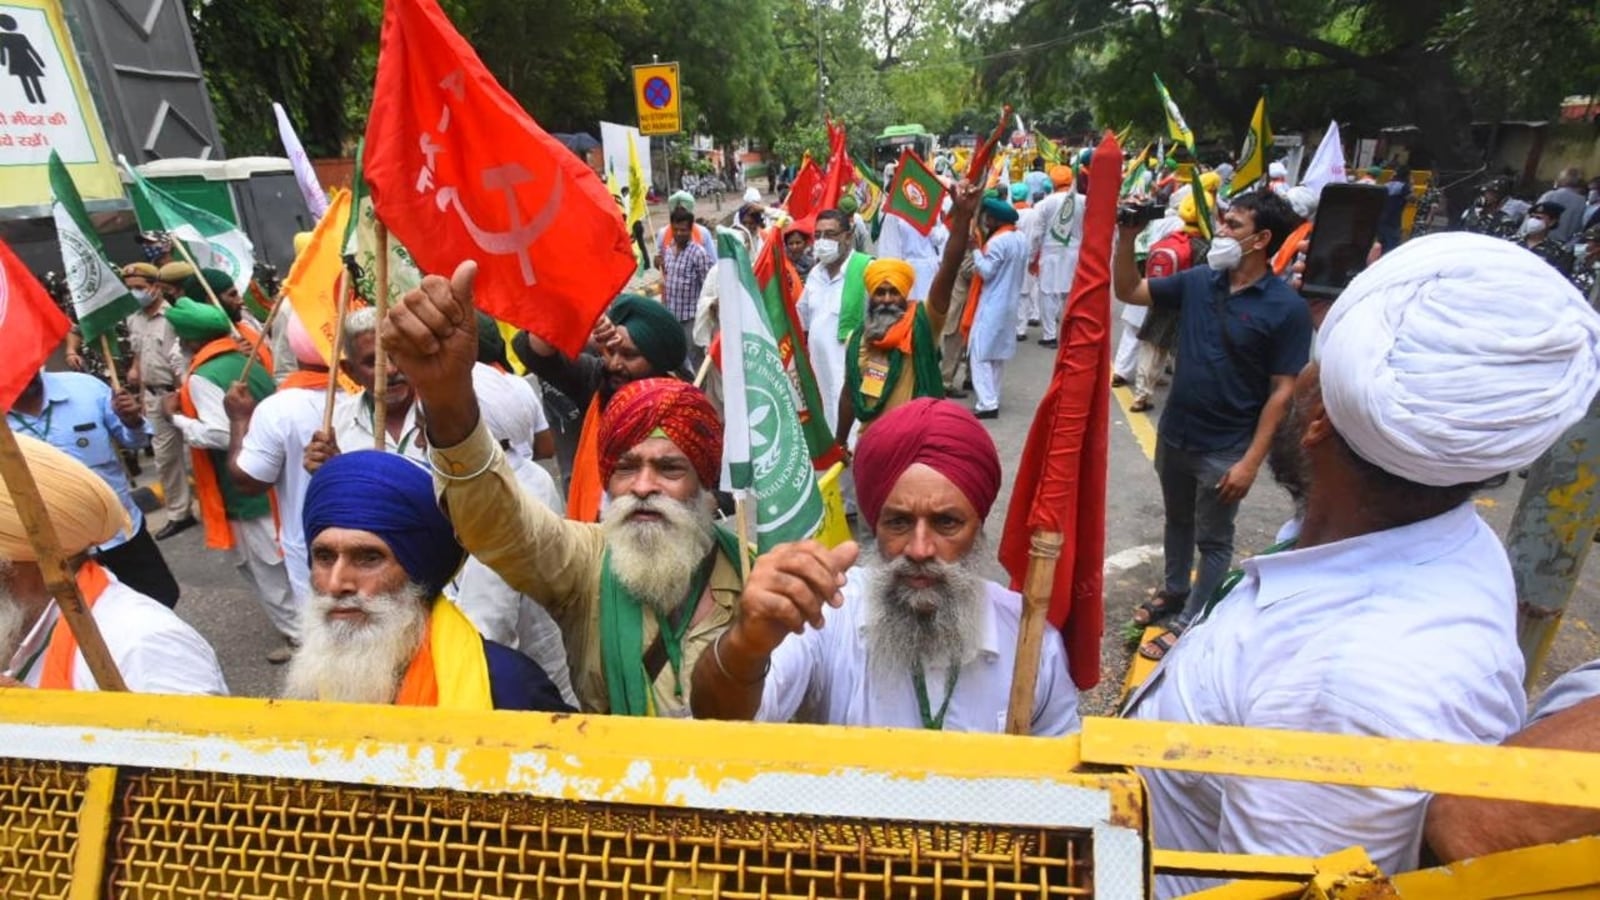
[795,254,865,433]
[170,374,230,450]
[7,576,228,695]
[1126,503,1525,898]
[1531,657,1600,722]
[235,385,327,601]
[1031,189,1083,294]
[332,391,429,465]
[876,215,944,302]
[757,573,1080,735]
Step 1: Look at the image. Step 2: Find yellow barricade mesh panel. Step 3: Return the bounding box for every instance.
[0,759,86,900]
[110,769,1096,899]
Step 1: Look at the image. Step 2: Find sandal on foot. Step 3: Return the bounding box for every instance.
[1138,622,1187,661]
[1129,397,1154,413]
[1132,589,1187,627]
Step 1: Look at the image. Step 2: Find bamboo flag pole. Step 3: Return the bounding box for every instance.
[1004,530,1062,734]
[693,353,714,389]
[322,270,352,435]
[733,494,753,583]
[0,420,127,691]
[166,240,242,341]
[235,289,289,385]
[97,334,122,392]
[372,224,390,452]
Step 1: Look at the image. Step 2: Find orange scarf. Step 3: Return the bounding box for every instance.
[237,321,275,375]
[395,622,440,706]
[871,302,922,354]
[1273,221,1314,277]
[961,224,1015,339]
[393,601,494,709]
[566,394,604,522]
[279,369,331,391]
[37,562,112,690]
[181,338,247,550]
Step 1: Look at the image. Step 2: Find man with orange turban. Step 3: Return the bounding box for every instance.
[692,398,1078,734]
[382,264,749,718]
[1024,165,1081,349]
[0,434,226,694]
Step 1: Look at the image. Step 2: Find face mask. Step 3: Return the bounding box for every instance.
[133,288,158,309]
[1520,217,1547,237]
[1207,236,1243,271]
[140,244,165,264]
[813,238,840,263]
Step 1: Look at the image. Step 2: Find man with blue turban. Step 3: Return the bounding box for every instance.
[283,450,570,711]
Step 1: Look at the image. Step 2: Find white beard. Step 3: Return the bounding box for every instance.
[860,539,987,685]
[600,491,716,615]
[0,560,28,666]
[281,582,429,704]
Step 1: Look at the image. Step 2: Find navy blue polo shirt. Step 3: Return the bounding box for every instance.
[1148,266,1312,453]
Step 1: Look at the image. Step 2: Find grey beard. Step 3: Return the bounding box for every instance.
[862,304,907,343]
[861,538,987,685]
[600,491,717,616]
[0,559,27,666]
[282,581,430,704]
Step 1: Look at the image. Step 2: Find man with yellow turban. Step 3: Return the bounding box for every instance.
[832,258,947,445]
[0,434,226,694]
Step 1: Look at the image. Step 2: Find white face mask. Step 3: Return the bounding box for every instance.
[813,238,841,263]
[133,288,158,309]
[1521,217,1548,237]
[1207,236,1243,271]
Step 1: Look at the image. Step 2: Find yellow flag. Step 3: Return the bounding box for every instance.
[1153,75,1195,155]
[627,136,649,228]
[814,463,852,548]
[1227,95,1272,198]
[282,188,359,391]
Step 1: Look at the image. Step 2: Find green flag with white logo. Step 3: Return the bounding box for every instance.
[48,151,138,345]
[121,156,256,290]
[716,231,824,552]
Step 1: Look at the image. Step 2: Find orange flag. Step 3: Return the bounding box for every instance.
[363,0,635,357]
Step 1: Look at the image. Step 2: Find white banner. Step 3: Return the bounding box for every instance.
[599,120,651,192]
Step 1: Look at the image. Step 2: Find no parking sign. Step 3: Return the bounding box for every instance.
[631,62,680,136]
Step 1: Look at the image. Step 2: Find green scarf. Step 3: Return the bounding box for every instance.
[599,525,744,716]
[845,304,945,424]
[835,252,874,342]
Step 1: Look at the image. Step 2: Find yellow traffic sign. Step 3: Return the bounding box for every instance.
[632,63,681,136]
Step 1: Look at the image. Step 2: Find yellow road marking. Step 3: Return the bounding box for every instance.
[1113,382,1157,461]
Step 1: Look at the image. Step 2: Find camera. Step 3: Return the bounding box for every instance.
[1117,202,1166,228]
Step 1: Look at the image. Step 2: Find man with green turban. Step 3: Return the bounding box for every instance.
[837,193,872,254]
[182,267,274,374]
[163,299,298,659]
[511,294,690,521]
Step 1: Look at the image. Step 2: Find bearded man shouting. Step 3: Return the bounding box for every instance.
[692,398,1079,734]
[283,450,569,711]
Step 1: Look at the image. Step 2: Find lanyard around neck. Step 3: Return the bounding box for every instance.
[912,662,961,730]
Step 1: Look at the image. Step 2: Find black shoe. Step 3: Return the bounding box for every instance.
[1037,338,1058,348]
[1111,374,1129,388]
[154,516,198,541]
[1028,319,1041,326]
[974,408,999,420]
[962,377,973,390]
[944,387,969,399]
[1016,333,1028,341]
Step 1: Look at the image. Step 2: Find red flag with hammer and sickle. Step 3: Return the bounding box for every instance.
[363,0,635,357]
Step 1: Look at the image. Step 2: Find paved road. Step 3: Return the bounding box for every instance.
[141,260,1600,708]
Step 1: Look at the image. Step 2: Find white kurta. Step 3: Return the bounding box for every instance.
[1126,503,1525,898]
[969,229,1028,362]
[1033,189,1082,295]
[875,215,942,302]
[795,252,868,432]
[235,386,327,604]
[757,573,1080,735]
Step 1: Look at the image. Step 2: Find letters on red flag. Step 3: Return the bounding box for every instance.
[363,0,635,357]
[0,238,70,409]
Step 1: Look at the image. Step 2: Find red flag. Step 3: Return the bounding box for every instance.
[817,119,853,213]
[996,130,1120,691]
[965,105,1015,182]
[363,0,634,358]
[785,158,825,222]
[0,239,70,409]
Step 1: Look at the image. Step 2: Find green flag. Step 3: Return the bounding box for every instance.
[883,149,947,236]
[121,157,255,290]
[344,141,424,304]
[49,152,138,345]
[716,231,824,551]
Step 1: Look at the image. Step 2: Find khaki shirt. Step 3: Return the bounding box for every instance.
[432,418,742,716]
[125,306,184,388]
[855,303,947,435]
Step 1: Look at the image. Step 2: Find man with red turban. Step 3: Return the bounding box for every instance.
[692,398,1079,734]
[383,263,746,717]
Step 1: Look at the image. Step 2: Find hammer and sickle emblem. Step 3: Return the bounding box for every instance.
[435,163,564,286]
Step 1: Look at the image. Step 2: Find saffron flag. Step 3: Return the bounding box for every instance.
[0,238,71,408]
[273,102,329,220]
[784,158,824,222]
[284,189,357,369]
[965,105,1013,182]
[997,131,1120,692]
[1227,94,1272,198]
[122,158,256,289]
[717,232,824,551]
[363,0,635,358]
[48,152,138,345]
[1153,75,1195,155]
[883,148,947,236]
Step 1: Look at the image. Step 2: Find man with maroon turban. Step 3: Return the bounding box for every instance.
[382,261,745,718]
[692,398,1079,734]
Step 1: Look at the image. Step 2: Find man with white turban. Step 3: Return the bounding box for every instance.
[0,434,226,694]
[1124,233,1600,897]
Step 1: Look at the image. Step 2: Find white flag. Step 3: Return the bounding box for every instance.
[274,102,329,219]
[1300,120,1347,192]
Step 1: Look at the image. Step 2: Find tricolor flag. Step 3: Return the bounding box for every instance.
[1152,75,1195,155]
[1227,94,1272,198]
[717,232,824,552]
[48,152,138,345]
[883,148,947,236]
[122,157,256,289]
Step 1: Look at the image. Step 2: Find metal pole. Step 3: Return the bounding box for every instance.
[1507,392,1600,691]
[815,0,825,123]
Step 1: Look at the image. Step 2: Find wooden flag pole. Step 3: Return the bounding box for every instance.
[166,240,243,341]
[235,289,289,385]
[322,269,352,435]
[1004,529,1062,734]
[0,421,128,691]
[97,334,123,393]
[693,354,714,389]
[733,495,753,583]
[372,224,390,452]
